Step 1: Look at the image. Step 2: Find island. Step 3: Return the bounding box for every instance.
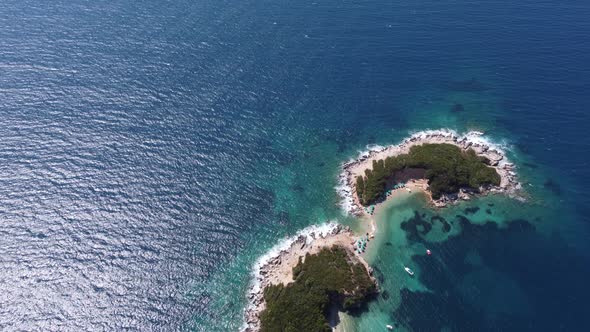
[244,130,521,331]
[261,245,377,331]
[339,130,520,213]
[355,143,500,205]
[243,224,377,332]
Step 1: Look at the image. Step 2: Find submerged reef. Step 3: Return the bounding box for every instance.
[393,216,590,331]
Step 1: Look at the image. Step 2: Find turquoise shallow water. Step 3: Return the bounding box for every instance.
[350,189,578,331]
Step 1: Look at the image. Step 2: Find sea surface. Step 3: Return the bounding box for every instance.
[0,0,589,331]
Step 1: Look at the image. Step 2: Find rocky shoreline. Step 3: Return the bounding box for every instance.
[338,130,522,215]
[242,224,373,332]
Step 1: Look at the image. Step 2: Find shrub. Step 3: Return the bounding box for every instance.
[356,144,500,205]
[260,246,376,332]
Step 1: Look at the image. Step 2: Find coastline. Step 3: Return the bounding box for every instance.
[243,129,522,331]
[243,223,374,332]
[338,129,521,217]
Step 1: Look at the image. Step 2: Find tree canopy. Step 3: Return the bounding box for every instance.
[260,246,376,332]
[356,143,501,205]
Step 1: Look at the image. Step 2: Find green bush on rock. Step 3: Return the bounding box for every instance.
[260,246,376,332]
[356,143,500,205]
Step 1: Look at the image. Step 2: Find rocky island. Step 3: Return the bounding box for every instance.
[339,130,520,214]
[243,224,376,332]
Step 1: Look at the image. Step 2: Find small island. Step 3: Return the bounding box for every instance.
[244,224,377,332]
[356,143,500,206]
[261,246,377,332]
[339,130,520,214]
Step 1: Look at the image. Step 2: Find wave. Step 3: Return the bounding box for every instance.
[336,172,355,214]
[406,128,459,139]
[356,144,387,159]
[245,222,339,311]
[242,222,340,330]
[407,128,511,155]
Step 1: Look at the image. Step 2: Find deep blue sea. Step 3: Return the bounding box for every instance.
[1,0,589,331]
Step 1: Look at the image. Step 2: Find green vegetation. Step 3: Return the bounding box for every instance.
[356,143,501,205]
[260,246,377,332]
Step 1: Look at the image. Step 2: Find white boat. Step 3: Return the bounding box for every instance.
[404,266,414,276]
[386,324,394,330]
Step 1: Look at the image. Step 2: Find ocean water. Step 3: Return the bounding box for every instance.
[0,0,589,331]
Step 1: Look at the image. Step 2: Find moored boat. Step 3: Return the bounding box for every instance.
[404,266,414,276]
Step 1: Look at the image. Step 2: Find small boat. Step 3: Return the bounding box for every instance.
[386,324,394,330]
[426,249,432,256]
[404,266,414,276]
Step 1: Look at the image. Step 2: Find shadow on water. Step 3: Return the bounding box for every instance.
[392,215,590,331]
[345,291,379,319]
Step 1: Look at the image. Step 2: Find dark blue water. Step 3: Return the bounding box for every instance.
[0,0,589,331]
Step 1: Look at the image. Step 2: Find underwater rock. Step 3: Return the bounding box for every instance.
[451,103,465,113]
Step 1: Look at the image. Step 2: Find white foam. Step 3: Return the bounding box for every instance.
[336,181,354,214]
[243,222,340,330]
[246,222,339,299]
[407,128,511,155]
[407,128,458,140]
[461,131,510,155]
[355,144,387,159]
[365,144,387,152]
